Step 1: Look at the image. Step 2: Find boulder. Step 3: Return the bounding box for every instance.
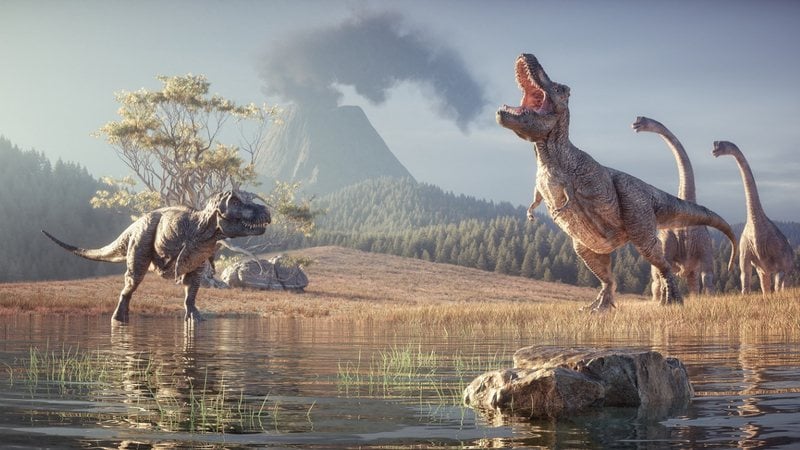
[463,346,693,419]
[220,257,308,291]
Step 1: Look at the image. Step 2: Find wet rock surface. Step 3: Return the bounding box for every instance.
[463,346,693,419]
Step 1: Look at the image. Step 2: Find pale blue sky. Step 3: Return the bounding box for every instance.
[1,0,799,223]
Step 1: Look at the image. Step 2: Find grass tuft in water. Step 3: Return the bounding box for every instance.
[6,344,275,434]
[337,343,510,408]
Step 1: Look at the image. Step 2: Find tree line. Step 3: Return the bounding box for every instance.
[314,176,521,233]
[0,137,130,282]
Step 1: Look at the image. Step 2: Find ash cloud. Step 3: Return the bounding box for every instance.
[259,11,487,131]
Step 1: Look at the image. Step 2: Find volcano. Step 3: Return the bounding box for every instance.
[256,105,414,194]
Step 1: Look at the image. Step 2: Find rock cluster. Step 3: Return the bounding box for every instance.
[220,258,308,291]
[463,346,693,419]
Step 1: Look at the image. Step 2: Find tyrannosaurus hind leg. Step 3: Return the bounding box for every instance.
[112,238,150,323]
[625,212,682,305]
[181,269,205,322]
[574,242,615,312]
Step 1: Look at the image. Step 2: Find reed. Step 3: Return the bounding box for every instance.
[8,344,274,434]
[155,378,271,433]
[336,343,512,407]
[16,344,113,396]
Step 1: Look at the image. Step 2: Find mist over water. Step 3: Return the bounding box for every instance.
[259,11,488,131]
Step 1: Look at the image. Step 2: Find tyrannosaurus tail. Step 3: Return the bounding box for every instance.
[42,230,127,263]
[657,201,738,272]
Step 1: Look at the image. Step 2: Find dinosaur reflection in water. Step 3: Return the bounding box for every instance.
[106,322,275,433]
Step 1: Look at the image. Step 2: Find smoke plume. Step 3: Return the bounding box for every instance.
[259,11,487,131]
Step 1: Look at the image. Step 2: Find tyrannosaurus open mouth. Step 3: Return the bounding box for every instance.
[517,56,553,114]
[499,54,554,117]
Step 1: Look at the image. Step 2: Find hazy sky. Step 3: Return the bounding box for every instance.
[2,0,799,223]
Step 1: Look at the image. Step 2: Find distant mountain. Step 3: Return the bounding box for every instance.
[256,105,414,195]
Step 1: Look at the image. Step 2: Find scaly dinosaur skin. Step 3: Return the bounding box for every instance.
[42,191,270,323]
[712,141,793,294]
[499,53,737,310]
[632,116,716,299]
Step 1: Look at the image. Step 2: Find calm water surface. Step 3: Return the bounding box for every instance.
[0,314,799,449]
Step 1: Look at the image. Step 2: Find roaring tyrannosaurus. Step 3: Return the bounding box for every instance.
[498,53,737,310]
[43,190,271,323]
[632,116,716,299]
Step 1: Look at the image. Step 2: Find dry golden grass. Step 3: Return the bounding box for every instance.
[2,246,799,340]
[0,246,599,317]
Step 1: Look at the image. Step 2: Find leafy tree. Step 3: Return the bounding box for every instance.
[91,74,318,252]
[93,74,276,210]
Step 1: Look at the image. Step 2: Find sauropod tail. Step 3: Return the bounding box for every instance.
[41,230,127,263]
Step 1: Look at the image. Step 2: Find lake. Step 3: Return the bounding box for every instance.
[1,314,799,448]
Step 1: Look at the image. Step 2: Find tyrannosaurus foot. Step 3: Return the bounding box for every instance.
[579,292,616,313]
[111,309,130,324]
[184,308,206,323]
[111,314,128,326]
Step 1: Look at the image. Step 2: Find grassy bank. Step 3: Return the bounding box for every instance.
[1,246,798,339]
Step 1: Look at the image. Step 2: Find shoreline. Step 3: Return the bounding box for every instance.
[1,246,798,339]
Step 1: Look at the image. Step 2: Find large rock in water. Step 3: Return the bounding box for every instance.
[463,346,693,419]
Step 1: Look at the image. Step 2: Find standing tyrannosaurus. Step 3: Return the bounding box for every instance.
[499,53,736,310]
[43,190,270,323]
